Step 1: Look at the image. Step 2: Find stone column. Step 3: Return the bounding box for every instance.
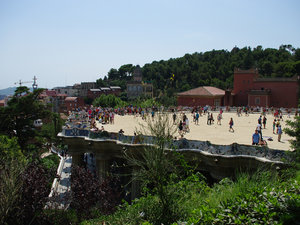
[95,154,111,182]
[131,167,141,201]
[71,152,84,167]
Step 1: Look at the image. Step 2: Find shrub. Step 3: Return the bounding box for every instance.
[41,154,60,170]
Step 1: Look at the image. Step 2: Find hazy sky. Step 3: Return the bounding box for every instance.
[0,0,299,89]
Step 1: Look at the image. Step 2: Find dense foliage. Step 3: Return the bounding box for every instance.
[0,152,56,225]
[0,87,51,152]
[92,94,126,108]
[70,166,122,221]
[284,116,300,165]
[97,45,300,98]
[83,171,300,225]
[81,112,300,225]
[0,87,65,225]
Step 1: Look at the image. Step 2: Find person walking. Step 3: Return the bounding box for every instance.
[229,118,234,132]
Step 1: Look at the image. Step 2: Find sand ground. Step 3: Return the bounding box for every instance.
[97,112,295,151]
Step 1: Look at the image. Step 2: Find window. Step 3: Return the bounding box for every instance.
[255,97,260,105]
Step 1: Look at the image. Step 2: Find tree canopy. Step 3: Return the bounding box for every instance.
[97,45,300,97]
[0,87,51,152]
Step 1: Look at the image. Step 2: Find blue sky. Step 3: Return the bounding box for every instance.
[0,0,299,89]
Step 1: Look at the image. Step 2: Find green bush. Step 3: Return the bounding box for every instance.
[82,171,300,225]
[41,154,60,170]
[93,94,126,108]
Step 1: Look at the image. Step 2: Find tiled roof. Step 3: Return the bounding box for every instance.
[100,87,110,91]
[110,86,121,89]
[65,97,77,101]
[56,94,68,97]
[45,90,57,97]
[177,86,225,96]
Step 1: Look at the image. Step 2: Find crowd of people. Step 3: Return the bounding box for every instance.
[66,105,298,148]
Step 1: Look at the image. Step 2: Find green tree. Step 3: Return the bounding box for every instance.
[93,94,126,108]
[0,135,26,163]
[0,87,51,152]
[124,113,186,224]
[284,116,300,164]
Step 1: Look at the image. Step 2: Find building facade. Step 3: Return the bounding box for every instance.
[39,90,67,113]
[177,86,225,107]
[127,65,153,99]
[87,86,121,100]
[65,97,85,111]
[232,68,299,108]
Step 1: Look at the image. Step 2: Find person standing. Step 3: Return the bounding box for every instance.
[263,116,267,129]
[217,113,222,125]
[273,119,276,134]
[258,116,262,125]
[195,111,199,125]
[229,118,234,132]
[278,125,282,142]
[256,123,262,140]
[207,113,210,125]
[252,130,260,145]
[173,112,177,124]
[185,117,190,132]
[178,120,183,135]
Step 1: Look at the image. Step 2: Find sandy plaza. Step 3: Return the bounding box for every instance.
[97,111,295,151]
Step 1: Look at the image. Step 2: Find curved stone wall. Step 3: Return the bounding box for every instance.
[58,131,288,180]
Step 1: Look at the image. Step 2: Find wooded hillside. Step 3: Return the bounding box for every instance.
[97,45,300,97]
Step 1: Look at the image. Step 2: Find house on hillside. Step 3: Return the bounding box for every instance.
[87,86,121,100]
[232,68,299,108]
[177,68,299,108]
[177,86,226,107]
[65,97,85,112]
[74,82,97,97]
[39,90,67,113]
[52,86,78,97]
[127,65,153,99]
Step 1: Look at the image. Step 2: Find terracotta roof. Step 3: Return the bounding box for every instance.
[56,94,68,97]
[45,90,57,97]
[177,86,225,96]
[65,97,78,101]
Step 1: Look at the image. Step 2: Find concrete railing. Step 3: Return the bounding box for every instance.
[59,128,289,162]
[48,146,65,199]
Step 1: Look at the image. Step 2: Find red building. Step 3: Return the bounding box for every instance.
[65,97,85,111]
[177,86,225,107]
[232,68,299,108]
[39,90,67,113]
